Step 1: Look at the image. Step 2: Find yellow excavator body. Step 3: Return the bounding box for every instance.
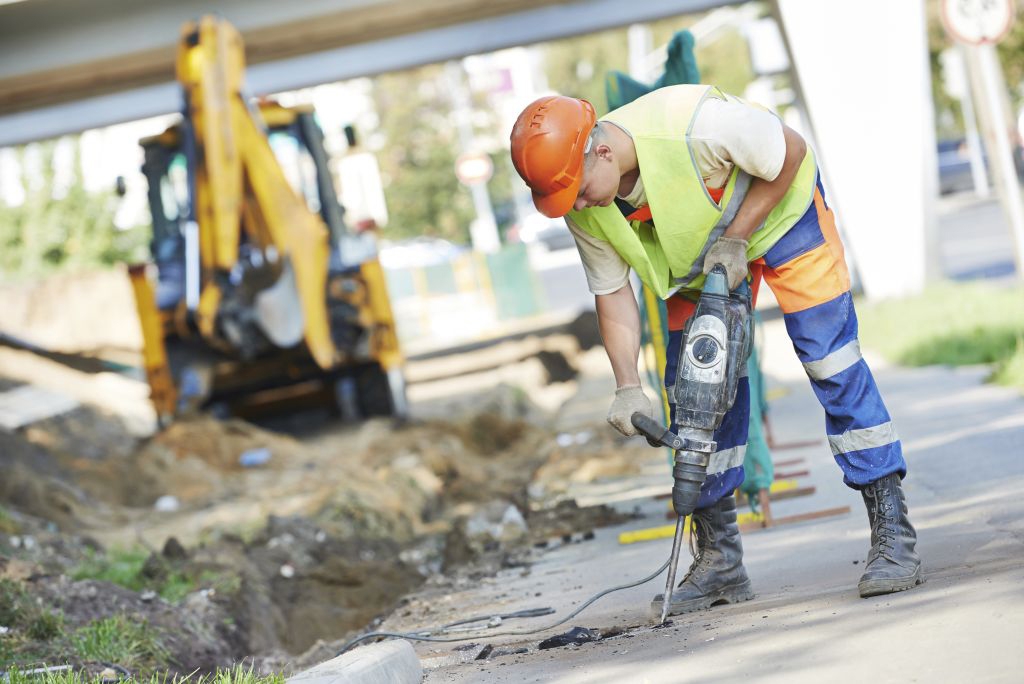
[129,16,404,425]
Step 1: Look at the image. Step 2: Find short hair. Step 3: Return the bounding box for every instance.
[582,123,606,171]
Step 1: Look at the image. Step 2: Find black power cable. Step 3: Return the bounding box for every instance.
[338,556,671,654]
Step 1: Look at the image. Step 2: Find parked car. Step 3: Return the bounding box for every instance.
[938,138,984,195]
[938,135,1024,195]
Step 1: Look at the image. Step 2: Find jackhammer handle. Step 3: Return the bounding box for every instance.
[631,412,681,450]
[708,263,753,298]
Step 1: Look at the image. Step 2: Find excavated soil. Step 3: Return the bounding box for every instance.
[0,380,629,671]
[0,267,638,674]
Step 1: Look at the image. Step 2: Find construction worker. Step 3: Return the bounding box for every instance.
[509,85,922,615]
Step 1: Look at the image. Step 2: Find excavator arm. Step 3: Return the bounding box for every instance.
[176,16,338,368]
[130,16,405,422]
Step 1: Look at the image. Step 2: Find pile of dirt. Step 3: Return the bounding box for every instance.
[531,428,646,499]
[0,267,142,355]
[0,383,575,667]
[526,499,636,543]
[1,561,241,675]
[0,363,644,674]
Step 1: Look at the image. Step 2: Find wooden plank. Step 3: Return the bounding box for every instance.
[773,457,806,468]
[739,506,851,533]
[775,469,809,480]
[769,439,823,451]
[736,486,816,509]
[624,508,779,543]
[660,479,801,508]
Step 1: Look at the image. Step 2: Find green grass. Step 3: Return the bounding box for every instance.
[70,615,168,668]
[5,665,286,684]
[70,549,197,603]
[198,570,242,597]
[1,579,62,638]
[0,578,66,665]
[71,549,150,591]
[1,577,28,625]
[857,281,1024,391]
[25,609,63,641]
[0,505,19,534]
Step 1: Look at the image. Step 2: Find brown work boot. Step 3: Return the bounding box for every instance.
[651,495,754,616]
[858,473,922,597]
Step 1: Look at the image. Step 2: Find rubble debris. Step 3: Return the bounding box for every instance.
[532,427,644,496]
[534,349,578,384]
[567,310,602,351]
[239,447,272,468]
[0,316,639,675]
[527,499,636,544]
[153,495,180,512]
[537,626,600,650]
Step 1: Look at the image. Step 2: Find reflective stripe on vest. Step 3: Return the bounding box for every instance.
[674,170,753,286]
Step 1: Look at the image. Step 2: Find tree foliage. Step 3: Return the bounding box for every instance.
[540,28,632,116]
[370,64,476,243]
[539,15,755,116]
[0,142,149,283]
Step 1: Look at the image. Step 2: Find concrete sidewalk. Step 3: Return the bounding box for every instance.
[373,317,1024,683]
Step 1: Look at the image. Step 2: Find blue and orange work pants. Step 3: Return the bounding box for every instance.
[665,177,905,509]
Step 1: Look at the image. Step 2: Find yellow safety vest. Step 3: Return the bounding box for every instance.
[567,84,818,299]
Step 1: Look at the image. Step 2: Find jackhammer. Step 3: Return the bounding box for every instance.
[631,264,752,625]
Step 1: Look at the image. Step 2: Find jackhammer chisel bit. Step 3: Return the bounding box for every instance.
[632,412,715,625]
[631,265,752,625]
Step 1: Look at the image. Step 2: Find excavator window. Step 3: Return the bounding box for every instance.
[268,130,322,215]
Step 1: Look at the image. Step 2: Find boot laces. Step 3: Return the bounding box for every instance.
[871,486,899,560]
[683,512,716,580]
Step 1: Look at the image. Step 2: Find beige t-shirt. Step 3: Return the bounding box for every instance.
[567,94,787,295]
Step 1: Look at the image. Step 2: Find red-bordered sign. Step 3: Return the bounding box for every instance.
[941,0,1016,45]
[454,152,494,186]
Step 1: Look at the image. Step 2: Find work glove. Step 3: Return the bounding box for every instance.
[607,384,652,437]
[703,236,750,291]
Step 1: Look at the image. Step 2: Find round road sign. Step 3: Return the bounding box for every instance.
[941,0,1016,45]
[455,152,493,186]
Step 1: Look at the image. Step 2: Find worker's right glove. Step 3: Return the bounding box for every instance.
[607,384,653,437]
[703,236,749,291]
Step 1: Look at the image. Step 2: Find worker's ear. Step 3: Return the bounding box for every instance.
[594,142,614,163]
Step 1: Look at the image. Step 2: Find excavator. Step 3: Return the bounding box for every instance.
[128,16,405,425]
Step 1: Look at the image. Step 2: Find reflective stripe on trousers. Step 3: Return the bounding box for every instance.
[664,175,905,507]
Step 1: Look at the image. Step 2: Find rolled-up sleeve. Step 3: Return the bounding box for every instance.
[565,217,631,295]
[690,96,787,184]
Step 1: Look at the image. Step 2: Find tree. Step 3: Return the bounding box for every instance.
[370,65,475,244]
[0,141,148,282]
[539,14,755,116]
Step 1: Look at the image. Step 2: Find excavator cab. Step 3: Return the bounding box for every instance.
[130,17,405,425]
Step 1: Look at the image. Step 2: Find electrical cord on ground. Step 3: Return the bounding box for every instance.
[337,556,672,654]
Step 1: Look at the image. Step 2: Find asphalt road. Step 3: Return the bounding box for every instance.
[935,192,1021,280]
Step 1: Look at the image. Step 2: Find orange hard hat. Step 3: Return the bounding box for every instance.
[510,95,597,218]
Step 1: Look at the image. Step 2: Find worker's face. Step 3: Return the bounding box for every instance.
[573,146,618,211]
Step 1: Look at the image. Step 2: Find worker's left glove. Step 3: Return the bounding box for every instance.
[607,385,653,437]
[703,236,750,291]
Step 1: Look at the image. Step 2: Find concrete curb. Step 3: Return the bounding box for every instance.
[287,640,422,684]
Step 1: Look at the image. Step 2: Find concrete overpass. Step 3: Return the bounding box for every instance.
[0,0,942,299]
[0,0,733,147]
